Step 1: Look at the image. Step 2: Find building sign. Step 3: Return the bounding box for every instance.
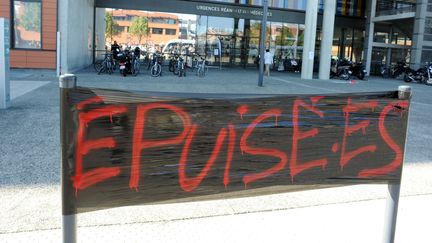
[195,4,273,18]
[61,87,409,215]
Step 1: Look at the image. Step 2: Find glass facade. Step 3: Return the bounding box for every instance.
[12,0,42,49]
[326,26,364,71]
[369,23,412,74]
[195,14,365,67]
[102,1,368,68]
[195,15,308,66]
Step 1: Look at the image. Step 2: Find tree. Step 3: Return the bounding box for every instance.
[105,12,120,43]
[275,26,296,46]
[250,22,271,47]
[129,16,149,45]
[20,2,41,32]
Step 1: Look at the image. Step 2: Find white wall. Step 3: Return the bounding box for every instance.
[0,18,11,109]
[59,0,96,73]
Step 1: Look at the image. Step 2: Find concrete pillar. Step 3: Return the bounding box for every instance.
[95,8,106,52]
[363,0,377,76]
[58,0,97,73]
[301,0,319,80]
[411,0,427,70]
[386,27,393,69]
[319,0,337,80]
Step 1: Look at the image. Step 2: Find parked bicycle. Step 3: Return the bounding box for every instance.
[168,54,179,73]
[131,52,140,76]
[150,53,163,77]
[196,56,209,77]
[176,56,186,77]
[97,52,114,75]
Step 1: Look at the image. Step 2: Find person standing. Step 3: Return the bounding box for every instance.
[264,49,274,76]
[111,41,121,60]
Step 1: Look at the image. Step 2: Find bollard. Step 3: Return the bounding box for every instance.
[60,74,77,243]
[383,85,411,243]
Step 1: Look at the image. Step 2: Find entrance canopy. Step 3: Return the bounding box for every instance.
[96,0,306,23]
[96,0,363,27]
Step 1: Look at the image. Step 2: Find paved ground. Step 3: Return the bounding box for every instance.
[1,67,431,242]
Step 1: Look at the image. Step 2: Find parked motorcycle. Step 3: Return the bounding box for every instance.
[380,61,409,79]
[117,50,132,77]
[349,62,366,80]
[404,65,427,83]
[330,58,352,80]
[406,62,432,85]
[391,61,409,79]
[284,58,301,72]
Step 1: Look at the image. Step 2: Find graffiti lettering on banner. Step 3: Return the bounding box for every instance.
[62,88,409,214]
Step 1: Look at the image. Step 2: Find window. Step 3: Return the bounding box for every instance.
[12,0,42,49]
[167,19,177,24]
[113,16,126,21]
[374,31,389,44]
[152,28,163,35]
[150,17,177,24]
[165,29,177,35]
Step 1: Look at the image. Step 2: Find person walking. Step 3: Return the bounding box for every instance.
[264,49,274,76]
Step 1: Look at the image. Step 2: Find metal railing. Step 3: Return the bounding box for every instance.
[376,5,416,17]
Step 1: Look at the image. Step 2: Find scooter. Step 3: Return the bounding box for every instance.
[349,62,367,80]
[284,58,301,72]
[117,51,132,77]
[330,58,352,80]
[391,61,409,79]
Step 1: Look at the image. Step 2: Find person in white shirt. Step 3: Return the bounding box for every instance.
[264,49,274,76]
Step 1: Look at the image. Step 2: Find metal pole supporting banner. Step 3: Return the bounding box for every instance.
[258,0,268,87]
[383,85,411,243]
[383,183,401,243]
[364,0,376,76]
[60,74,77,243]
[57,32,61,77]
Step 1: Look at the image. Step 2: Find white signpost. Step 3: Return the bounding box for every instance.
[0,18,10,109]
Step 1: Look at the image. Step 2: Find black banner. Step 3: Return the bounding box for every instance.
[62,87,410,215]
[95,0,306,23]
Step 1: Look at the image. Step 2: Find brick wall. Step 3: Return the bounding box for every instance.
[0,0,57,69]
